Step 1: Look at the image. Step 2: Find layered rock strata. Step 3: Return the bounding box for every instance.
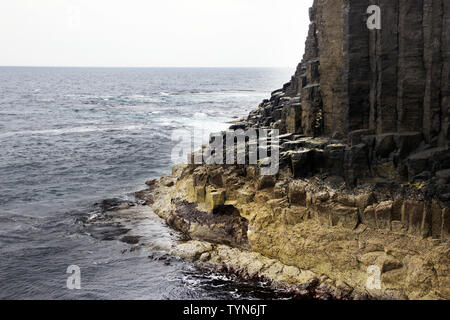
[141,159,449,299]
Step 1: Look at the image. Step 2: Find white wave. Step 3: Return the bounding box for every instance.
[0,125,154,139]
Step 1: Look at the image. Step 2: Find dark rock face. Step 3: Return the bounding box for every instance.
[246,0,449,148]
[232,0,450,196]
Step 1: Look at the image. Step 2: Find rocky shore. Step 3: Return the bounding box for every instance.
[136,158,448,300]
[132,0,450,300]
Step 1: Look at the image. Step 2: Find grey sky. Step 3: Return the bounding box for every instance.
[0,0,312,67]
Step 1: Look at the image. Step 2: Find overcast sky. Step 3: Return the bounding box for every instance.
[0,0,312,67]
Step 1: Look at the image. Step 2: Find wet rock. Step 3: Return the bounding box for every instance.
[229,122,247,130]
[167,200,249,249]
[145,179,158,187]
[135,190,154,205]
[99,199,135,212]
[120,235,141,245]
[85,223,131,241]
[171,241,214,262]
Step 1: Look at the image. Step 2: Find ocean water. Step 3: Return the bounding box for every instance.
[0,67,294,300]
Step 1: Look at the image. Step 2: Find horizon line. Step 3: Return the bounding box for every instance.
[0,65,294,69]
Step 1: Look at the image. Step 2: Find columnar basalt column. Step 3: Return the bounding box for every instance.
[440,0,450,146]
[375,0,399,134]
[397,0,426,133]
[343,0,371,134]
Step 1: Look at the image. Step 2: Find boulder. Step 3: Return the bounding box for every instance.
[205,189,226,211]
[288,181,307,206]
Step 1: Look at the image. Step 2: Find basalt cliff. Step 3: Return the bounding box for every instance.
[137,0,450,299]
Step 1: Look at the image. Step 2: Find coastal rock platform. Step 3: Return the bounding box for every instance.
[132,0,450,300]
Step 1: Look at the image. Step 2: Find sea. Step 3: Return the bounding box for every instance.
[0,67,294,300]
